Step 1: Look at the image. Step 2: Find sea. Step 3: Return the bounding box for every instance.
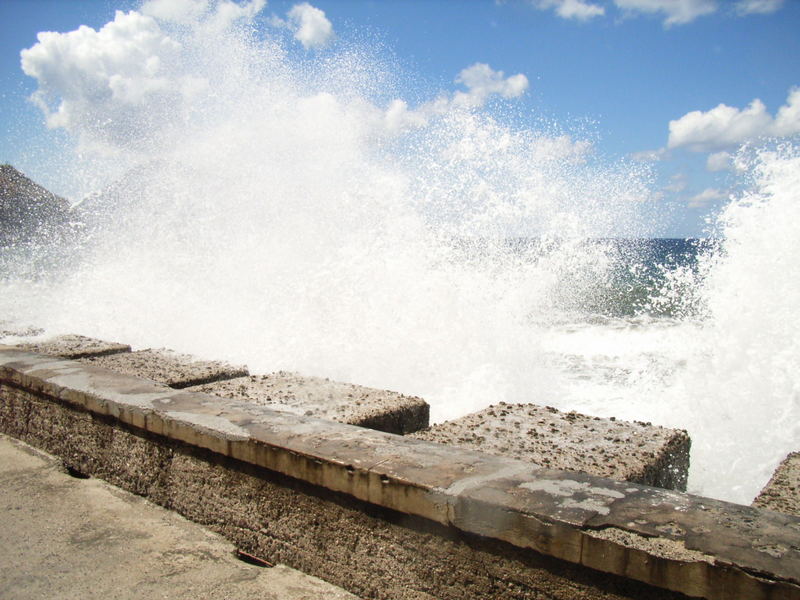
[1,4,798,506]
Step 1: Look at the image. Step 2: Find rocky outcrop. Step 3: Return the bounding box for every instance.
[69,158,177,230]
[0,165,70,246]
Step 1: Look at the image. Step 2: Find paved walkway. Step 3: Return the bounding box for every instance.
[0,434,358,599]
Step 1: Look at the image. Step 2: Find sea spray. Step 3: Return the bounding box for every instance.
[4,2,652,392]
[676,145,800,502]
[3,0,797,504]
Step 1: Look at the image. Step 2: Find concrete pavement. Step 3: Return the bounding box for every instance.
[0,434,358,600]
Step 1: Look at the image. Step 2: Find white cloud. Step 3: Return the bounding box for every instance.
[381,64,529,133]
[775,87,800,131]
[706,151,733,171]
[207,0,266,31]
[613,0,718,26]
[141,0,209,23]
[531,0,605,21]
[668,87,800,152]
[383,99,428,132]
[688,187,726,208]
[664,172,688,193]
[630,147,669,162]
[21,4,525,156]
[453,63,529,108]
[527,0,782,25]
[669,99,772,151]
[141,0,265,30]
[734,0,784,15]
[287,3,334,49]
[21,10,185,146]
[20,1,271,152]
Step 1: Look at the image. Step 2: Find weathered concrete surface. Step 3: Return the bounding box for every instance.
[411,402,690,491]
[1,346,799,600]
[189,372,429,434]
[17,333,131,359]
[81,348,248,388]
[0,396,686,600]
[753,452,800,517]
[0,434,358,600]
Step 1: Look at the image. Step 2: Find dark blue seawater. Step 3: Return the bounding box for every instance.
[589,238,714,318]
[499,237,716,319]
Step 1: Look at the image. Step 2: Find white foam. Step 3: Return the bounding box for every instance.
[3,2,798,505]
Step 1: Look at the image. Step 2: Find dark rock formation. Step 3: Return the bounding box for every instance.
[0,164,70,246]
[69,158,176,230]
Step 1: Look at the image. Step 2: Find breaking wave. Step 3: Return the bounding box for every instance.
[2,1,798,504]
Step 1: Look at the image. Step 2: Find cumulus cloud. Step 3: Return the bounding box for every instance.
[21,2,524,154]
[735,0,784,15]
[613,0,718,26]
[668,87,800,152]
[383,63,529,132]
[141,0,209,23]
[453,63,529,108]
[21,10,185,147]
[530,0,605,21]
[383,99,428,132]
[630,147,669,162]
[706,151,733,171]
[207,0,265,31]
[664,172,688,193]
[20,1,269,153]
[287,3,334,49]
[141,0,265,30]
[688,187,726,208]
[669,99,772,151]
[527,0,783,25]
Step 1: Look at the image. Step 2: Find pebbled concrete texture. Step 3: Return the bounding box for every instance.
[80,348,248,388]
[0,434,358,600]
[189,372,429,434]
[411,402,690,490]
[11,334,428,434]
[753,452,800,517]
[16,333,131,359]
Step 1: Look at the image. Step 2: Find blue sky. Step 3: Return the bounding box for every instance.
[1,0,798,237]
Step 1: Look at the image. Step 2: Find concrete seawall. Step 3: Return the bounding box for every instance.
[1,343,799,599]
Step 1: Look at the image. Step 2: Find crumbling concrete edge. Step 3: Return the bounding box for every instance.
[1,346,798,600]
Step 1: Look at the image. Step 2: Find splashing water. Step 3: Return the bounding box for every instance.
[2,2,798,505]
[679,146,800,501]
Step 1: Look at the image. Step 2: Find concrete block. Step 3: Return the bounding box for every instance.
[411,402,690,491]
[16,334,131,359]
[80,348,247,388]
[753,452,800,517]
[188,372,429,434]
